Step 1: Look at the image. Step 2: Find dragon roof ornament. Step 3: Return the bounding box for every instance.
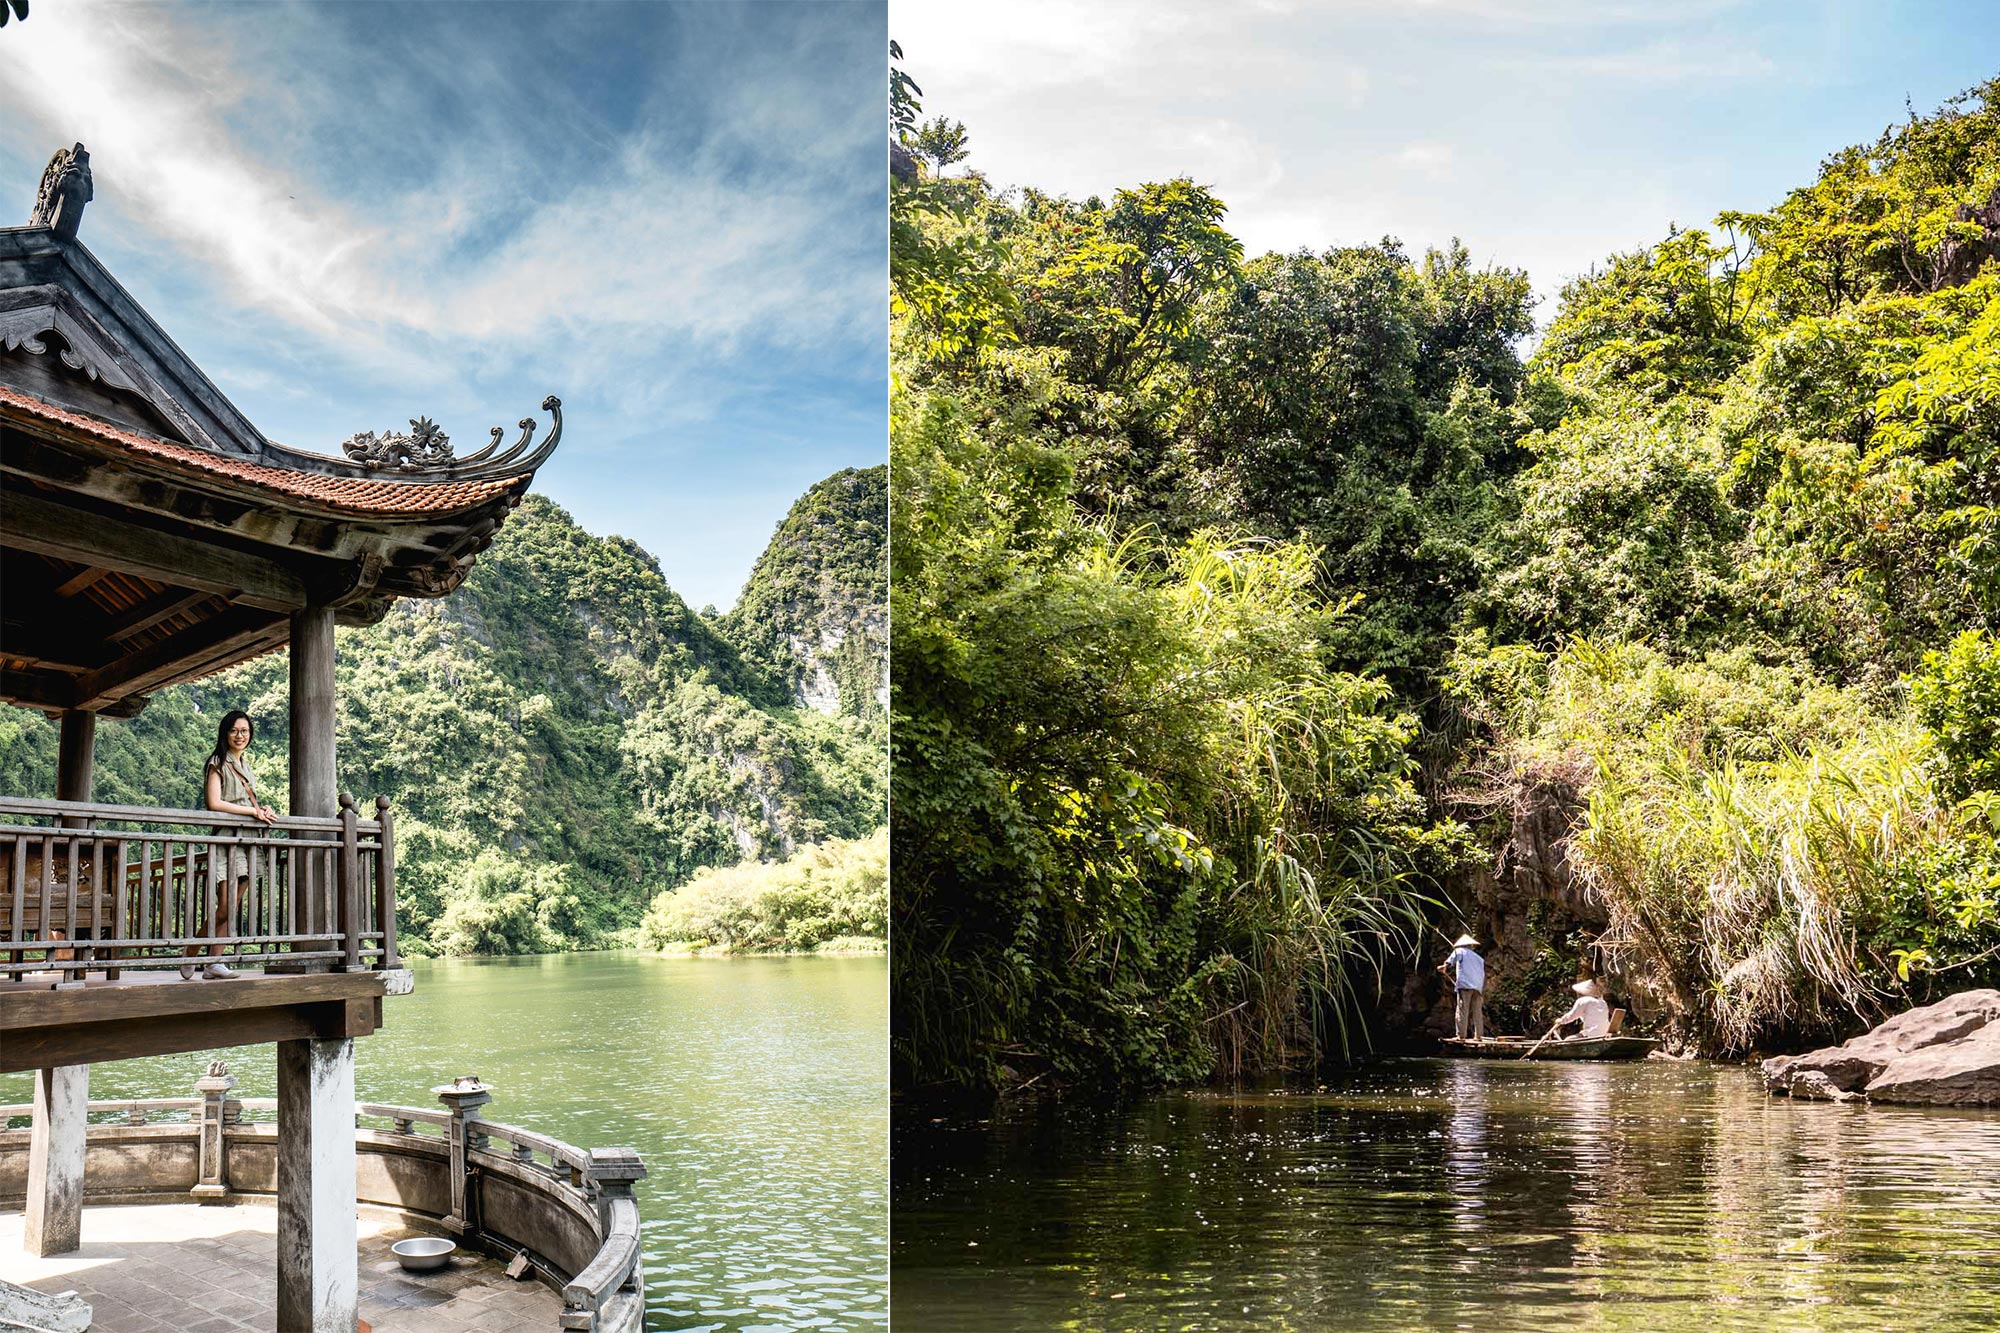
[30,143,91,241]
[266,395,564,483]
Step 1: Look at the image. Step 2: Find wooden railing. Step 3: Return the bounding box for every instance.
[0,793,397,982]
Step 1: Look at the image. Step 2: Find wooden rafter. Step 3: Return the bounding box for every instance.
[52,566,110,597]
[0,485,312,611]
[101,586,220,642]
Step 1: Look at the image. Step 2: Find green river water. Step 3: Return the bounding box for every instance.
[3,952,887,1333]
[894,1058,2000,1332]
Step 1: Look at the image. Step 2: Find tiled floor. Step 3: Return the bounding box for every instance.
[0,1201,564,1331]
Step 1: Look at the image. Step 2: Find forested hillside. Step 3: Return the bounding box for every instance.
[726,467,888,720]
[0,475,887,955]
[891,60,2000,1092]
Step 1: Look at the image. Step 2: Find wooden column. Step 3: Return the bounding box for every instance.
[55,710,95,824]
[275,1035,357,1333]
[24,1065,88,1256]
[289,606,337,819]
[27,710,96,1256]
[290,606,337,953]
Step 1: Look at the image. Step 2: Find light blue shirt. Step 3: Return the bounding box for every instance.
[1447,946,1484,992]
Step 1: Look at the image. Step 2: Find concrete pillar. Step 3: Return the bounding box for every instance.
[434,1076,493,1236]
[275,1036,356,1333]
[192,1061,238,1203]
[24,1064,88,1256]
[587,1147,648,1293]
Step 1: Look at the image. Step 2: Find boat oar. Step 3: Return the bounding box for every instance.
[1520,1021,1562,1060]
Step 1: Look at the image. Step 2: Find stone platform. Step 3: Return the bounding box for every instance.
[0,1201,564,1332]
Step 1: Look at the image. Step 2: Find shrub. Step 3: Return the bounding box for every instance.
[637,830,888,953]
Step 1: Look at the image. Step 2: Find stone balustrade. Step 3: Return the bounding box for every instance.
[0,1071,644,1333]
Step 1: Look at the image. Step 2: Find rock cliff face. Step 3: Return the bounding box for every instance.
[725,467,887,721]
[1764,990,2000,1105]
[1383,765,1614,1046]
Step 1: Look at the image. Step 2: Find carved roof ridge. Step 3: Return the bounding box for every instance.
[260,396,564,483]
[0,384,531,518]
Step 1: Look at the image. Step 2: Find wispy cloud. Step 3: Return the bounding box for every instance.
[0,0,888,613]
[1391,142,1455,177]
[0,1,880,395]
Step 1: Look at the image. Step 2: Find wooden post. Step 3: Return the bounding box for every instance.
[289,606,337,819]
[55,710,95,826]
[55,710,95,982]
[28,711,96,1253]
[375,796,398,970]
[290,606,336,964]
[337,794,363,972]
[275,1035,357,1333]
[24,1064,88,1256]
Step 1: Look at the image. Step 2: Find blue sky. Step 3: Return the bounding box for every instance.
[0,0,887,613]
[893,0,2000,315]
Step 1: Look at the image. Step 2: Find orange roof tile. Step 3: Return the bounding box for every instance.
[0,385,526,516]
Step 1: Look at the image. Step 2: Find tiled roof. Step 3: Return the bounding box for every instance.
[0,385,526,516]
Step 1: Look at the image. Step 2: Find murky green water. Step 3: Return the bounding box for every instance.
[3,952,887,1333]
[894,1059,2000,1332]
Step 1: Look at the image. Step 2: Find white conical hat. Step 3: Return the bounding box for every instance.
[1573,978,1603,995]
[1452,934,1479,948]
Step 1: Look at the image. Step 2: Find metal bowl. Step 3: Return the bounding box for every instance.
[391,1237,457,1272]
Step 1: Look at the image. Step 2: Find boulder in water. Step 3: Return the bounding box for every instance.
[1763,989,2000,1105]
[1864,1021,2000,1106]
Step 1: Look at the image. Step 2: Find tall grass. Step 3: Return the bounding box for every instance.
[1576,725,1941,1051]
[1459,637,1985,1053]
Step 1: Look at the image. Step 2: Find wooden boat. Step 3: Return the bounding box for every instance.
[1441,1035,1658,1061]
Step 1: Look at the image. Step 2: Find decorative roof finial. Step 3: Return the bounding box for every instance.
[31,143,92,241]
[327,396,564,480]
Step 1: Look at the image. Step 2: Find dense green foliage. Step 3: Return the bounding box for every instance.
[1456,81,2000,1050]
[0,488,887,956]
[637,829,888,953]
[890,60,1475,1093]
[893,59,2000,1075]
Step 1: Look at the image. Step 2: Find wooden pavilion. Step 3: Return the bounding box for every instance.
[0,144,562,1331]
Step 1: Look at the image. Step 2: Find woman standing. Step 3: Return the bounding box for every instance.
[183,709,277,980]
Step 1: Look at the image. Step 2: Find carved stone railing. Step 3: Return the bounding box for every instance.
[0,1073,645,1333]
[0,794,396,983]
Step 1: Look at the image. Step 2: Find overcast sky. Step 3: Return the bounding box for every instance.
[892,0,2000,314]
[0,0,886,613]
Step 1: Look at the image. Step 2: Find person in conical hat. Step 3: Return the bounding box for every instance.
[1551,977,1612,1040]
[1437,932,1485,1040]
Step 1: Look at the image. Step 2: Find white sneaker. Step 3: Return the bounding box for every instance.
[180,964,198,980]
[203,962,235,980]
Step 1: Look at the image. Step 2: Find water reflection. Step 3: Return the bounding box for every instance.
[893,1059,2000,1331]
[2,952,888,1333]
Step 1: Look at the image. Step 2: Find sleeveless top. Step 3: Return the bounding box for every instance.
[209,755,259,883]
[210,755,257,808]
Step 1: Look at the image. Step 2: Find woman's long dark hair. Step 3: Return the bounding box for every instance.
[208,709,253,774]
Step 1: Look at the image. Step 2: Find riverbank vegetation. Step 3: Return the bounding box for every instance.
[892,54,2000,1084]
[891,57,1484,1092]
[637,829,887,954]
[0,477,888,957]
